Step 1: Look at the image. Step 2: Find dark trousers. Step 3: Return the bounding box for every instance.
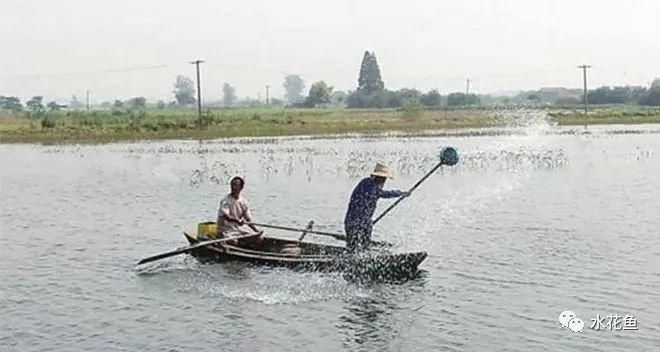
[345,222,373,252]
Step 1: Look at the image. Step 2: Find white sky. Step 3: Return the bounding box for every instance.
[1,0,658,103]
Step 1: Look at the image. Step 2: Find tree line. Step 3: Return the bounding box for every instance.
[2,51,659,112]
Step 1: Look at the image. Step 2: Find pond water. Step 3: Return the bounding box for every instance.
[1,115,659,351]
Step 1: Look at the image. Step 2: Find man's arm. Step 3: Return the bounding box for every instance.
[378,189,409,199]
[242,202,260,232]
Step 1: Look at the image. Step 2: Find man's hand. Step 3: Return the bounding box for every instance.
[237,218,246,226]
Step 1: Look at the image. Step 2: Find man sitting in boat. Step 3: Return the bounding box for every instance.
[216,176,264,248]
[344,163,409,252]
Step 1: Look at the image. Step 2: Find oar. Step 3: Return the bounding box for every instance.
[136,233,259,265]
[372,147,459,225]
[248,222,347,241]
[251,221,391,248]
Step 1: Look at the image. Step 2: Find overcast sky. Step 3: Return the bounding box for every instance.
[1,0,658,103]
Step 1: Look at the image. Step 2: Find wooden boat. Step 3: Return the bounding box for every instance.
[183,230,427,281]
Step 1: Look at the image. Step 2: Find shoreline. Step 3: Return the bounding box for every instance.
[2,108,660,144]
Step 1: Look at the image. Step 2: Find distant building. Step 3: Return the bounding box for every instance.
[538,87,583,101]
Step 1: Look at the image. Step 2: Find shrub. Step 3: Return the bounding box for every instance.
[41,116,56,129]
[402,100,424,119]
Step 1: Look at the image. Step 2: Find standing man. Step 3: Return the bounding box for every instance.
[217,176,264,248]
[344,163,409,252]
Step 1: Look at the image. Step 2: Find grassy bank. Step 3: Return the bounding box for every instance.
[1,106,660,144]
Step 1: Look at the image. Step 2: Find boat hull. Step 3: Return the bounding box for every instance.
[183,231,426,281]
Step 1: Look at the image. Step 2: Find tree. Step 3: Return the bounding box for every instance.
[346,90,368,108]
[113,100,124,108]
[222,82,237,107]
[331,91,348,105]
[652,78,660,88]
[587,86,647,105]
[304,81,332,107]
[639,88,660,106]
[386,90,403,108]
[26,96,44,112]
[640,79,660,106]
[0,96,23,111]
[347,89,409,108]
[466,94,480,105]
[283,74,305,103]
[127,97,146,109]
[398,88,421,103]
[527,94,541,105]
[587,87,616,104]
[357,51,385,94]
[420,89,442,107]
[447,93,480,106]
[173,75,196,106]
[367,90,388,108]
[156,100,166,109]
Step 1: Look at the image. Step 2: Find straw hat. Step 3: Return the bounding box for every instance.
[371,163,394,179]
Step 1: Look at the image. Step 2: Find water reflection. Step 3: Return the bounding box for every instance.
[337,277,428,351]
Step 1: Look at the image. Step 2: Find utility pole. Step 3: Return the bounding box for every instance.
[265,85,270,105]
[578,65,591,114]
[465,78,471,105]
[86,90,90,111]
[189,60,204,120]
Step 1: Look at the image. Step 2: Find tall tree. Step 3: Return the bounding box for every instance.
[283,74,305,103]
[222,82,237,107]
[173,75,196,106]
[357,51,384,94]
[305,81,333,107]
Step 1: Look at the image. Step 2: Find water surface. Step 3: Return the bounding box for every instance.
[1,119,659,351]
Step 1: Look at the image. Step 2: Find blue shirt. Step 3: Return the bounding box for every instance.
[344,177,403,230]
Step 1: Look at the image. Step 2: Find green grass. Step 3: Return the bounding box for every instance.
[548,105,660,125]
[1,105,659,144]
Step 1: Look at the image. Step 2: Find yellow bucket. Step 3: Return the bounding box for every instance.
[198,221,218,239]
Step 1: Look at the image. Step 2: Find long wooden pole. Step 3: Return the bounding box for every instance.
[248,222,346,241]
[136,233,257,265]
[372,161,444,225]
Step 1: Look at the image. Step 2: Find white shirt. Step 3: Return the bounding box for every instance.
[217,193,253,236]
